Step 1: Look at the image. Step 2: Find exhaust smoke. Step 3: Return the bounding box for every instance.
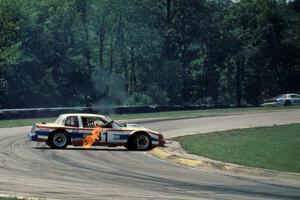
[91,67,128,113]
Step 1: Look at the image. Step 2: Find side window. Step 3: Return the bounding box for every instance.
[82,117,105,128]
[94,118,105,127]
[290,95,300,98]
[65,116,79,127]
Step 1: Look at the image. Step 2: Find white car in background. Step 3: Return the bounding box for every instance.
[262,93,300,106]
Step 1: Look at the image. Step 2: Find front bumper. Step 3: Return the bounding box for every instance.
[159,134,165,147]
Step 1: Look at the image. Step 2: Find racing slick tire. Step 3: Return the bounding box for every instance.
[284,100,292,106]
[125,133,152,151]
[48,131,69,149]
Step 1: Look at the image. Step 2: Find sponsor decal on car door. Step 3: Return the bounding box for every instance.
[106,130,130,143]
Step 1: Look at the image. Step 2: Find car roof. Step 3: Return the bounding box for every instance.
[60,113,106,118]
[285,93,299,96]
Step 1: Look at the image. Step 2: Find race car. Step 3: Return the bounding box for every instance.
[28,113,165,150]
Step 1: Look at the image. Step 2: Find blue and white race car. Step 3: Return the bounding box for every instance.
[28,113,165,150]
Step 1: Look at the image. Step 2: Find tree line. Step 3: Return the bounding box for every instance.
[0,0,299,109]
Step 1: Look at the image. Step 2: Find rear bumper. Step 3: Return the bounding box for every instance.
[27,131,48,142]
[27,132,38,141]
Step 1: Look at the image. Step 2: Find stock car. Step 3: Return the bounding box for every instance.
[28,113,165,150]
[262,93,300,106]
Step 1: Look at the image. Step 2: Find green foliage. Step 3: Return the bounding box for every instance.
[0,0,299,108]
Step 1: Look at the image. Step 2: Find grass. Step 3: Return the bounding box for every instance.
[174,124,300,173]
[109,105,300,120]
[0,198,18,200]
[0,197,43,200]
[0,105,300,128]
[0,118,55,128]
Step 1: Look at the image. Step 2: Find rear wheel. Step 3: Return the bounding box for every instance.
[284,100,292,106]
[48,131,69,149]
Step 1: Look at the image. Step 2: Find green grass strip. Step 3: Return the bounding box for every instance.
[0,106,300,128]
[0,118,55,128]
[109,105,300,120]
[175,124,300,173]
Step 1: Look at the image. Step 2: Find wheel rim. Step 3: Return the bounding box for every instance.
[135,135,150,150]
[285,101,291,106]
[53,133,67,147]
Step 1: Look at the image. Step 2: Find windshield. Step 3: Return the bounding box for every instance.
[113,120,125,128]
[275,94,286,99]
[54,115,63,124]
[105,116,125,128]
[104,116,113,122]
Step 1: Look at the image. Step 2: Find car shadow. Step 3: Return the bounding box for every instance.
[33,147,129,151]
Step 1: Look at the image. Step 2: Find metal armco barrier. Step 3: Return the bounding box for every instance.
[0,105,252,120]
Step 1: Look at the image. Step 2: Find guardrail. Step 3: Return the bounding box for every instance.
[0,105,252,120]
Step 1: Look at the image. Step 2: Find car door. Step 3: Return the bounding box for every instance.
[80,117,128,144]
[81,116,113,143]
[100,120,117,143]
[291,94,300,105]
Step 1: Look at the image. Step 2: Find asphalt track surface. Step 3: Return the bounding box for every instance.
[0,111,300,200]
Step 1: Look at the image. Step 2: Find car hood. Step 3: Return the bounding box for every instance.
[123,123,160,135]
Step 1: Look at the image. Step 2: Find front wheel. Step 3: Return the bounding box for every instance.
[125,133,152,151]
[48,132,69,149]
[134,134,152,151]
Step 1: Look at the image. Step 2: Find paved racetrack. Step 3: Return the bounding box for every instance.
[0,111,300,199]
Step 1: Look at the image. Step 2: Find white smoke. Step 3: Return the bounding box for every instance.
[91,67,128,113]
